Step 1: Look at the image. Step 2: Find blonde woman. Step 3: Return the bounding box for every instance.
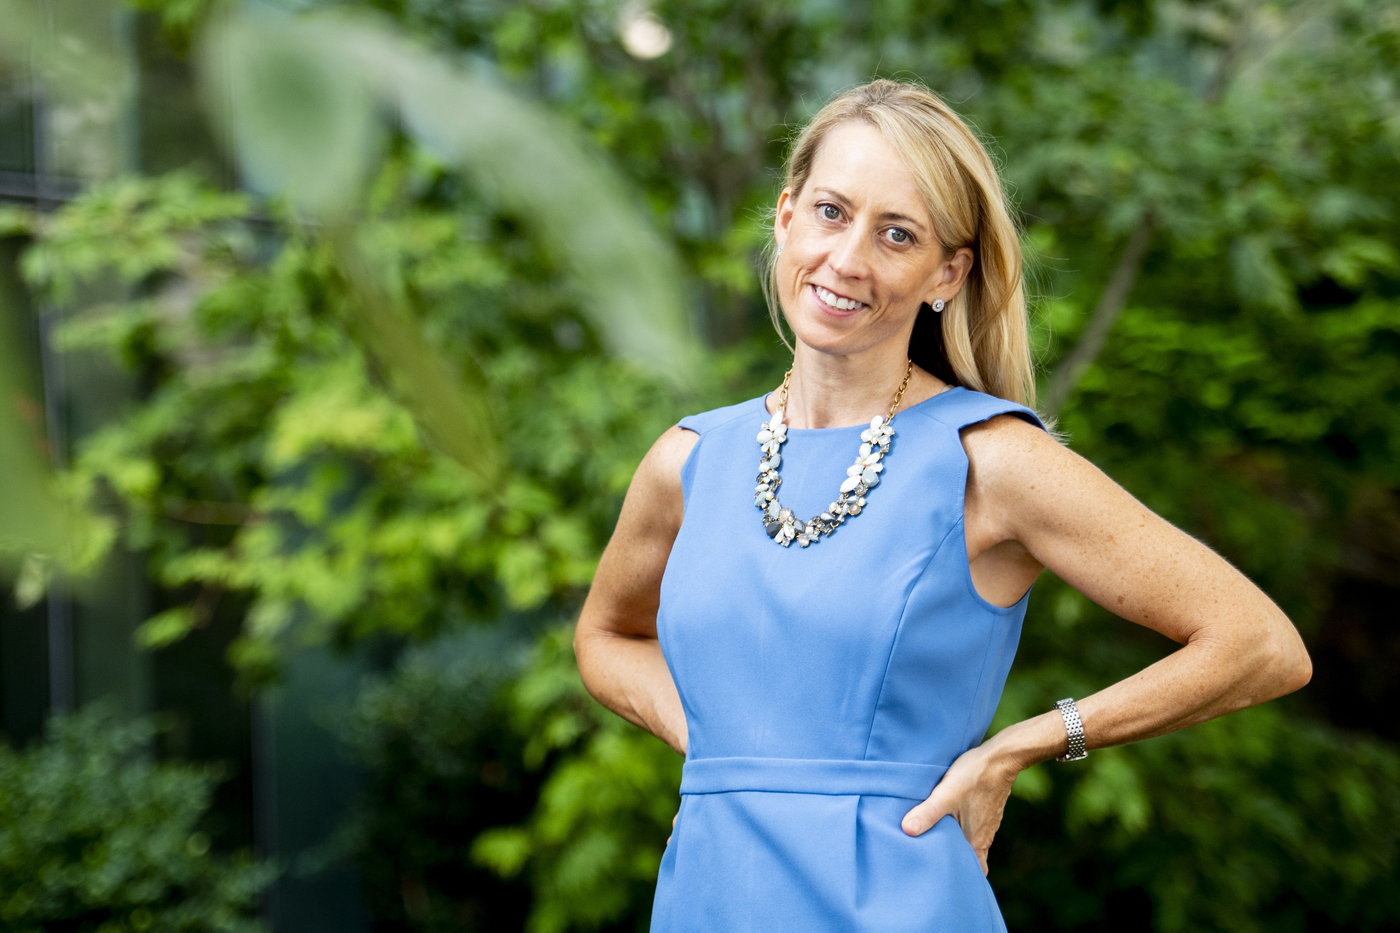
[575,80,1310,931]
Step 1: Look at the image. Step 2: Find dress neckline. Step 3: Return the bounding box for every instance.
[762,385,964,434]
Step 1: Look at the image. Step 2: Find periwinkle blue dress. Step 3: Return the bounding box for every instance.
[651,387,1045,933]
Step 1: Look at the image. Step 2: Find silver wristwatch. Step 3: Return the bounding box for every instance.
[1053,698,1088,761]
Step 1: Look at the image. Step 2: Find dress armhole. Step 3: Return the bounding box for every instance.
[675,420,705,511]
[922,391,1047,612]
[673,397,767,512]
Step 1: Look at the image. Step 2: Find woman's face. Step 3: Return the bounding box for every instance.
[773,121,972,360]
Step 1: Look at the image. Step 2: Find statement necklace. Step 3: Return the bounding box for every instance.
[754,360,914,547]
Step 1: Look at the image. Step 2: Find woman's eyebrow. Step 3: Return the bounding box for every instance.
[812,187,928,233]
[813,186,854,207]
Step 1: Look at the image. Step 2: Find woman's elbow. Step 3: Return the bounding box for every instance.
[1263,623,1312,698]
[1220,615,1312,703]
[573,616,602,690]
[1280,640,1313,695]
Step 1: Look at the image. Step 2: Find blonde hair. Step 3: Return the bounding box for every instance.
[763,79,1035,408]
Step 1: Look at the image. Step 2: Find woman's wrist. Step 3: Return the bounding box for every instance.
[982,710,1070,773]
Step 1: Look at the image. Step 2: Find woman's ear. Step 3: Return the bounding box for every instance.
[774,188,795,246]
[928,246,975,304]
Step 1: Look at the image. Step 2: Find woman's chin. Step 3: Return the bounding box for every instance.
[789,326,878,359]
[788,311,882,357]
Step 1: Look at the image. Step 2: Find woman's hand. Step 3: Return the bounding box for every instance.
[900,742,1021,876]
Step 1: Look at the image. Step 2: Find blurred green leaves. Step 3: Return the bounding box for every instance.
[0,208,116,585]
[21,166,687,677]
[194,0,699,490]
[0,704,272,931]
[200,7,385,220]
[1,0,698,586]
[1,0,704,661]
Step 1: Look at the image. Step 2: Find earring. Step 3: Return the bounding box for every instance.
[777,243,784,256]
[932,298,945,312]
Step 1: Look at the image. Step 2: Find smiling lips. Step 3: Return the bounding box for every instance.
[813,284,868,312]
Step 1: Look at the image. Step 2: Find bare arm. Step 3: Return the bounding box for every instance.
[968,415,1311,763]
[573,425,697,756]
[904,415,1312,868]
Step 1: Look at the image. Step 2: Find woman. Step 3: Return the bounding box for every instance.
[574,79,1311,931]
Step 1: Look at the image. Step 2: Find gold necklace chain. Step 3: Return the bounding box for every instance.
[774,358,914,427]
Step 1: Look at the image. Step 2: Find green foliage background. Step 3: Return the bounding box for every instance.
[7,0,1400,930]
[0,705,271,932]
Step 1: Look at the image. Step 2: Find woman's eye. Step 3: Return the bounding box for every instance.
[821,204,840,220]
[888,228,909,244]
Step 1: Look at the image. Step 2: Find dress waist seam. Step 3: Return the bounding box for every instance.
[680,756,946,801]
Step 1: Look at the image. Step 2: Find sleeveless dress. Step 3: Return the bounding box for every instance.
[651,387,1045,933]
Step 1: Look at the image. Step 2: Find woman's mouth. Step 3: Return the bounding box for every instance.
[812,284,868,313]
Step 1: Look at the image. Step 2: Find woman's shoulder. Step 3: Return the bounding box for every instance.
[904,385,1046,434]
[676,395,769,437]
[632,396,767,506]
[956,394,1075,509]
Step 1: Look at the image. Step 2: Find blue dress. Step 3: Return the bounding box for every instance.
[651,387,1044,932]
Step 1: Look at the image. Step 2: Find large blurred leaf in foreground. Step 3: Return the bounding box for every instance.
[0,289,63,568]
[199,5,697,387]
[0,0,118,563]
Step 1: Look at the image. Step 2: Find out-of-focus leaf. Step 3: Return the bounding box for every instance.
[199,5,385,219]
[380,39,697,386]
[134,605,197,648]
[197,6,697,387]
[0,297,64,567]
[332,229,505,484]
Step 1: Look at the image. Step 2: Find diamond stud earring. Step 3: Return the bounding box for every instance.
[931,298,945,312]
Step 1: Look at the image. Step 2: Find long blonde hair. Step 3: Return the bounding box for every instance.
[763,79,1035,408]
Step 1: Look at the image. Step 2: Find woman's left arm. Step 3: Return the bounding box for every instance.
[902,415,1312,871]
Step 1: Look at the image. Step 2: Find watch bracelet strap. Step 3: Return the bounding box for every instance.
[1054,697,1088,761]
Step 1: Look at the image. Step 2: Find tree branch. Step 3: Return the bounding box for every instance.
[1042,216,1154,416]
[1043,2,1261,417]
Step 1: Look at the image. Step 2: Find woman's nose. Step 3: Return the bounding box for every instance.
[827,226,871,280]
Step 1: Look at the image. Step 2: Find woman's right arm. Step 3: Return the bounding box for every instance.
[574,425,698,757]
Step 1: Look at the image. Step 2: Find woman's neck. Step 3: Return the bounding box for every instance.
[772,342,944,429]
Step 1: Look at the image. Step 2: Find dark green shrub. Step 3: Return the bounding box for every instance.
[0,704,272,933]
[338,627,545,932]
[340,625,680,933]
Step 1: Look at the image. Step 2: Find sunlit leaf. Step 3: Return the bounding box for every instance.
[134,605,197,649]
